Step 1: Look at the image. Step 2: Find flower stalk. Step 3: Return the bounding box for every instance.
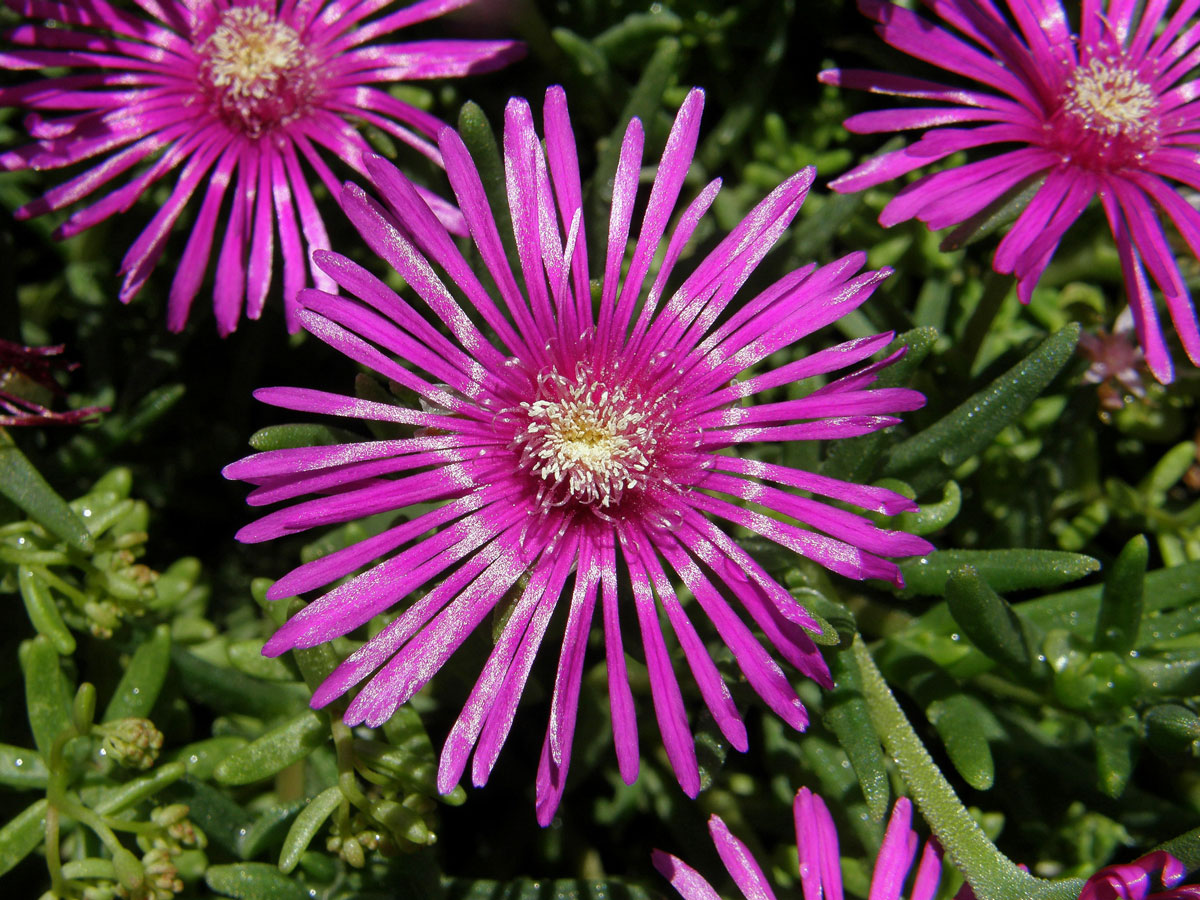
[852,635,1087,900]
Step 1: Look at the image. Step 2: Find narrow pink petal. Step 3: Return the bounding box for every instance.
[542,85,591,329]
[213,150,252,336]
[910,840,944,900]
[655,531,810,732]
[439,126,542,360]
[611,88,705,344]
[535,540,598,825]
[596,116,645,357]
[622,528,701,797]
[634,527,748,752]
[869,798,917,900]
[246,147,275,320]
[471,530,578,787]
[345,545,530,727]
[1100,190,1175,383]
[709,815,777,900]
[315,527,515,709]
[437,547,569,793]
[653,850,723,900]
[597,530,639,784]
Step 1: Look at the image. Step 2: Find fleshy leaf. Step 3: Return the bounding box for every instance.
[883,324,1080,493]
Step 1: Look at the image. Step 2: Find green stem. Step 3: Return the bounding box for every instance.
[58,795,127,858]
[331,717,368,811]
[852,636,1085,900]
[1158,825,1200,874]
[45,805,64,897]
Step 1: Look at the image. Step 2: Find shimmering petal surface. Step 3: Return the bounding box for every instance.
[1080,851,1200,900]
[227,86,932,823]
[823,0,1200,383]
[2,0,523,333]
[656,789,944,900]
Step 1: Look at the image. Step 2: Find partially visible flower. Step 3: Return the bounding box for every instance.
[1080,308,1147,411]
[1,0,523,334]
[821,0,1200,383]
[654,787,947,900]
[226,85,932,824]
[1080,851,1200,900]
[0,338,106,425]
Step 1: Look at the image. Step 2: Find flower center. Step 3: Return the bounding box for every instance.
[196,7,313,137]
[1062,59,1158,138]
[510,370,665,509]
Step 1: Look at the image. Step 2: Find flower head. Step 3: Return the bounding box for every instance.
[820,0,1200,383]
[654,788,948,900]
[1,0,523,335]
[1080,308,1148,410]
[0,338,106,426]
[1080,851,1200,900]
[224,86,932,824]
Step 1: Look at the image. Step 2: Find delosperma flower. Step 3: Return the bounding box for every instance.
[1,0,522,334]
[224,86,933,823]
[654,788,947,900]
[0,338,106,426]
[821,0,1200,383]
[1080,850,1200,900]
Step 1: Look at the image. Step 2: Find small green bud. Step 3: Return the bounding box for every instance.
[140,848,182,900]
[329,834,365,869]
[151,805,206,850]
[99,718,164,770]
[84,599,123,639]
[111,847,144,893]
[73,682,98,733]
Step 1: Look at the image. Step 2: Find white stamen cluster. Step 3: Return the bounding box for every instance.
[198,7,309,135]
[1063,58,1158,138]
[512,371,663,509]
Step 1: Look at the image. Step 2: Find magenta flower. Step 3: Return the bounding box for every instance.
[0,338,106,426]
[654,788,948,900]
[224,86,932,823]
[820,0,1200,383]
[1081,851,1200,900]
[1,0,522,335]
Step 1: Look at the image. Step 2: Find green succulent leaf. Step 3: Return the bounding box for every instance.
[946,566,1044,677]
[900,549,1100,598]
[278,785,342,874]
[0,430,93,552]
[1094,720,1139,798]
[172,778,252,857]
[1094,536,1148,654]
[238,801,306,861]
[0,743,48,789]
[103,623,171,721]
[171,647,311,719]
[248,423,362,451]
[17,565,75,655]
[213,710,328,786]
[825,647,890,820]
[927,693,1002,791]
[1143,704,1200,757]
[206,862,312,900]
[882,323,1080,493]
[20,635,73,757]
[0,799,48,878]
[93,761,186,815]
[444,878,655,900]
